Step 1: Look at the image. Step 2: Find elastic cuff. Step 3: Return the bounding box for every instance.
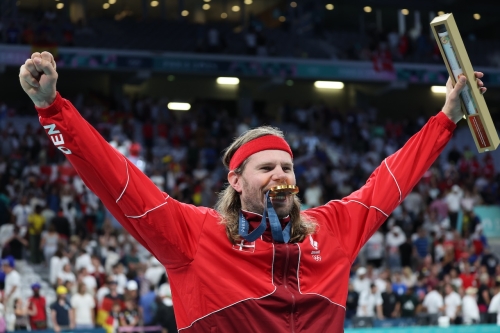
[35,92,63,118]
[437,111,457,132]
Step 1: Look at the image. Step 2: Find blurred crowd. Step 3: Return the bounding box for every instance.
[0,91,499,331]
[0,10,75,47]
[1,6,498,67]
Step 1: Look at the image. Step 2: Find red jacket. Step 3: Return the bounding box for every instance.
[36,93,456,332]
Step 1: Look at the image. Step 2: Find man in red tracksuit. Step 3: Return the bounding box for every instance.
[19,52,485,332]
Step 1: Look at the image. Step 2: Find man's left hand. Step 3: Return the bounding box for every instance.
[442,71,487,123]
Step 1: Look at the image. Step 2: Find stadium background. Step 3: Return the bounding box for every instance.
[0,0,500,332]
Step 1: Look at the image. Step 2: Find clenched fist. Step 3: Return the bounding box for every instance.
[19,51,58,108]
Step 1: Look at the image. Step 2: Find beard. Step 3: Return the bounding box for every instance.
[241,178,294,218]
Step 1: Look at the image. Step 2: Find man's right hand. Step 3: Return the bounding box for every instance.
[19,51,58,108]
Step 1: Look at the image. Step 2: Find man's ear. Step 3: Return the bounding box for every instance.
[228,170,242,193]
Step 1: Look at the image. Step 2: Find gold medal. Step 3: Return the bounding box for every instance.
[268,185,299,197]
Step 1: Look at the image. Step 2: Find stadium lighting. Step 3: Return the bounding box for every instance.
[109,0,117,4]
[325,4,334,11]
[168,103,191,111]
[244,0,253,5]
[217,77,240,85]
[314,81,344,89]
[473,13,481,20]
[103,3,110,9]
[364,6,372,13]
[56,3,64,9]
[150,1,159,7]
[290,2,297,8]
[279,16,286,22]
[203,4,210,10]
[401,9,409,15]
[181,10,189,16]
[431,86,447,94]
[221,12,228,19]
[438,11,445,16]
[204,0,211,2]
[232,6,240,12]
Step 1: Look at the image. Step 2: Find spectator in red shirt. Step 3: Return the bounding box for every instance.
[460,262,477,289]
[27,283,47,330]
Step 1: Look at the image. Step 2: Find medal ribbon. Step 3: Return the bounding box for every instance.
[238,191,291,243]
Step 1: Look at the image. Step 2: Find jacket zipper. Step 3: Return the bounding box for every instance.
[283,244,295,333]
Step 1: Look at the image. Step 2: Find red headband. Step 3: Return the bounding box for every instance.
[229,135,293,170]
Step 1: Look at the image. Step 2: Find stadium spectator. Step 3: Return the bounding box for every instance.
[11,196,31,229]
[57,262,76,293]
[459,262,477,289]
[27,204,45,264]
[399,287,419,318]
[144,257,165,289]
[40,224,59,264]
[462,287,480,325]
[70,283,95,329]
[2,226,27,260]
[112,263,127,294]
[444,283,462,324]
[365,230,385,269]
[78,267,97,297]
[422,284,444,324]
[445,185,463,230]
[353,267,370,295]
[356,283,384,319]
[27,283,47,330]
[13,298,30,330]
[477,272,492,322]
[381,280,400,319]
[2,256,20,331]
[139,285,157,326]
[488,280,500,325]
[386,225,406,270]
[392,271,408,296]
[119,298,139,328]
[50,286,75,333]
[345,282,359,319]
[124,280,139,302]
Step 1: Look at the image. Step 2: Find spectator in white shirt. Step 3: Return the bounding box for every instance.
[57,263,76,293]
[50,249,67,287]
[444,283,462,323]
[356,284,384,319]
[365,231,384,269]
[145,257,165,288]
[462,287,480,324]
[112,263,128,294]
[445,185,463,230]
[422,286,444,325]
[11,196,32,229]
[303,180,323,208]
[488,280,500,325]
[2,256,20,331]
[75,249,92,272]
[70,283,95,329]
[353,267,371,295]
[386,225,406,270]
[78,267,97,296]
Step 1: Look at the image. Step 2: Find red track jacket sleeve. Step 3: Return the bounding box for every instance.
[304,112,456,262]
[36,93,208,268]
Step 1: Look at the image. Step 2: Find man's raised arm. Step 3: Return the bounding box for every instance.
[19,52,206,268]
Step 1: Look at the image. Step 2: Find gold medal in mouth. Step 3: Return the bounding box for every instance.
[268,185,299,197]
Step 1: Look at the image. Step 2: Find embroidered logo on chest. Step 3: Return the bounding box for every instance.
[309,235,321,261]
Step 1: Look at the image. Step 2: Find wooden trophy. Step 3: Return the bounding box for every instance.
[430,13,499,152]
